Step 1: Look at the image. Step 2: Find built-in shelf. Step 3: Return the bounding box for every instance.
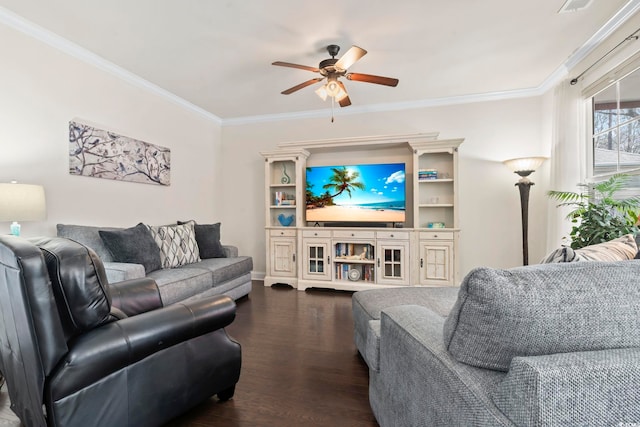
[418,204,455,208]
[262,135,463,290]
[418,178,454,183]
[334,259,376,264]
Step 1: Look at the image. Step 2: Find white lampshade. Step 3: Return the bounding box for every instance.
[315,85,328,101]
[0,182,46,235]
[503,157,548,177]
[315,80,348,102]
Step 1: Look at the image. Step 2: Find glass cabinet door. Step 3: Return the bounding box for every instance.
[377,241,409,285]
[302,240,331,281]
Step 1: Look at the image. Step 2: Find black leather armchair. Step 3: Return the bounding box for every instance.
[0,235,241,427]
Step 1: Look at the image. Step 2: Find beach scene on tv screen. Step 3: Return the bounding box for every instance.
[305,163,406,223]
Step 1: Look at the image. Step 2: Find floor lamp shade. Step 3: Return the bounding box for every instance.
[0,183,46,236]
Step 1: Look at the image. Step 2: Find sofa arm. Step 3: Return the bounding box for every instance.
[103,261,146,283]
[222,245,238,258]
[491,348,640,426]
[109,277,163,315]
[50,295,237,400]
[373,305,511,427]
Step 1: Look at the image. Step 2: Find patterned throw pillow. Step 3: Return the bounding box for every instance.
[540,234,638,264]
[147,222,201,268]
[574,234,638,261]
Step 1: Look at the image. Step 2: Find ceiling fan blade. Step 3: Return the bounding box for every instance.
[281,78,324,95]
[272,61,320,73]
[346,73,399,87]
[337,81,351,107]
[334,46,367,70]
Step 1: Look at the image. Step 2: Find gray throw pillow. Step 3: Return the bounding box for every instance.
[178,220,225,258]
[99,223,162,273]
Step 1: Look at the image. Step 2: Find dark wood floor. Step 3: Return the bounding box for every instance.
[166,281,379,427]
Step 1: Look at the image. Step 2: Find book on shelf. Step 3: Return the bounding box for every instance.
[418,169,438,180]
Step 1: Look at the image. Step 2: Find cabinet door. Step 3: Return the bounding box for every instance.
[302,239,331,281]
[269,237,296,277]
[419,240,454,285]
[376,240,409,285]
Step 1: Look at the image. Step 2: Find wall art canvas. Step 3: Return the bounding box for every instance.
[69,120,170,186]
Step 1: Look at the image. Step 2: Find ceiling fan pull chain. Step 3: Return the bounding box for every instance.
[331,97,335,122]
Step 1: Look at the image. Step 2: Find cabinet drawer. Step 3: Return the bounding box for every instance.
[270,229,297,237]
[302,229,331,238]
[376,231,409,240]
[420,231,454,240]
[332,230,376,239]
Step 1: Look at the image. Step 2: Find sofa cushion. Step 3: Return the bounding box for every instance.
[541,234,638,263]
[178,220,225,259]
[147,267,212,305]
[352,287,459,369]
[99,223,162,274]
[57,223,122,262]
[183,256,253,286]
[148,222,200,268]
[443,261,640,372]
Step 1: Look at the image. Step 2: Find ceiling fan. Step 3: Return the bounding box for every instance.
[272,44,399,108]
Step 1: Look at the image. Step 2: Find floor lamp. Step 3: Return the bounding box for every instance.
[503,157,547,265]
[0,181,47,236]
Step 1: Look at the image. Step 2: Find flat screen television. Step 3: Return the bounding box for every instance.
[305,163,406,224]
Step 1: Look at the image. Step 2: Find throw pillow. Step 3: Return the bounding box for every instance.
[178,220,225,258]
[539,246,578,263]
[540,234,638,263]
[574,234,637,261]
[148,222,201,268]
[99,223,162,273]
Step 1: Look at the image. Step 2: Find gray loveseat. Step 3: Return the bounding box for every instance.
[353,261,640,426]
[57,223,253,304]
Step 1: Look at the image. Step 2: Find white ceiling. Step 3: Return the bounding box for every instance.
[1,0,639,122]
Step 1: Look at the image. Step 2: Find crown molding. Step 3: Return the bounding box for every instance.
[2,2,640,127]
[220,86,545,126]
[0,6,222,125]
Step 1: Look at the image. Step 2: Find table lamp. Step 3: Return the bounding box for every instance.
[0,181,46,236]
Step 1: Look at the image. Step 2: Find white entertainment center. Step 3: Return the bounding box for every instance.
[261,133,463,291]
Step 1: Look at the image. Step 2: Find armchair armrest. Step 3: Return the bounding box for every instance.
[109,277,163,315]
[50,295,237,400]
[491,348,640,426]
[222,245,238,258]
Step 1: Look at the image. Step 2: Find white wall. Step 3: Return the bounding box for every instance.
[0,17,555,279]
[0,23,223,238]
[222,96,550,278]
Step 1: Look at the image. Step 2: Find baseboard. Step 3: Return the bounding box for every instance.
[251,271,266,281]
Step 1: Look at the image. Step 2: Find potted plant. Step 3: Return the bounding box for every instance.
[548,174,640,249]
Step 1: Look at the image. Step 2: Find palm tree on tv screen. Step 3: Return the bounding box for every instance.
[322,167,366,202]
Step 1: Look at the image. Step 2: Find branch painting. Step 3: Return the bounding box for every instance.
[69,121,170,186]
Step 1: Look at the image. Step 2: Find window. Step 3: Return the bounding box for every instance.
[592,67,640,176]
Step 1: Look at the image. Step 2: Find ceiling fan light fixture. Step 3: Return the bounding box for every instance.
[325,80,347,100]
[334,86,348,102]
[325,80,341,97]
[315,85,328,101]
[315,80,348,102]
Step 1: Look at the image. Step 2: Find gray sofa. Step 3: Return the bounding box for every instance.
[57,223,253,304]
[353,261,640,426]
